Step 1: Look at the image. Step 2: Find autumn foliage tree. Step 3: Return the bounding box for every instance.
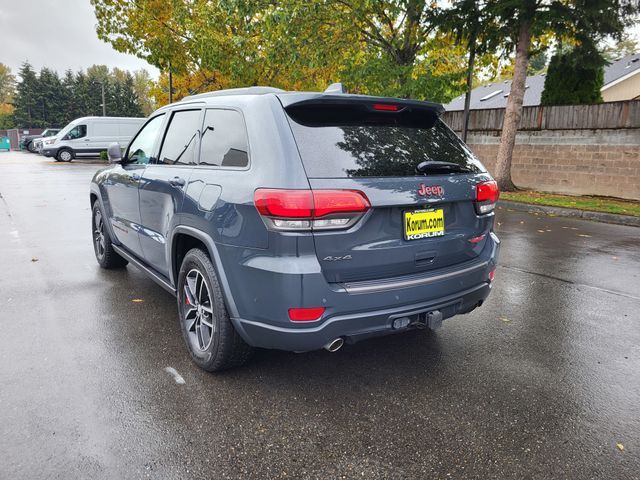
[91,0,473,104]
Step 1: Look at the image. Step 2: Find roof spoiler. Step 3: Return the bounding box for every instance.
[280,93,445,117]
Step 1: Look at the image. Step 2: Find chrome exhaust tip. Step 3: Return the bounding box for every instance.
[324,337,344,352]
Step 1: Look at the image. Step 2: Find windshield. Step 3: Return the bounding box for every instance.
[286,105,485,178]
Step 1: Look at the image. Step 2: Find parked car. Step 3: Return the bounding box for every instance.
[42,116,145,162]
[22,128,60,153]
[32,134,58,153]
[90,85,500,371]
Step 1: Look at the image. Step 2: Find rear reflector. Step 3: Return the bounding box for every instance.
[372,103,400,111]
[254,189,370,231]
[475,181,499,214]
[488,269,496,282]
[468,234,486,244]
[288,307,326,322]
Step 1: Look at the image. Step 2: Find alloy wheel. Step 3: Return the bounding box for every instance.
[93,209,106,259]
[183,269,215,352]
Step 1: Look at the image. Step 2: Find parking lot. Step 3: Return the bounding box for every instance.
[1,152,639,479]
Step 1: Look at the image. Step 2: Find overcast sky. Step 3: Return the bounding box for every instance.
[0,0,159,77]
[1,0,638,81]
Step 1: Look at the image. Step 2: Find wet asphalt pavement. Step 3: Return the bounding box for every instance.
[0,153,639,480]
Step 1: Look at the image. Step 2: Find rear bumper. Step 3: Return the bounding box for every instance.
[227,232,500,351]
[233,281,492,351]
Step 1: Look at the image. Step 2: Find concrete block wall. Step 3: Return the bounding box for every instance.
[463,129,640,200]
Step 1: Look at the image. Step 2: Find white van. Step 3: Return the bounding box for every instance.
[41,116,146,162]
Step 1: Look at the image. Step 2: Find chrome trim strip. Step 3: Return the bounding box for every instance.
[112,244,176,295]
[342,260,489,294]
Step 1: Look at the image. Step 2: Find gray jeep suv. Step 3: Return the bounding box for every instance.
[90,85,500,371]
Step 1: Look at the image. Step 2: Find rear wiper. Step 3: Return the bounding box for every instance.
[416,160,472,174]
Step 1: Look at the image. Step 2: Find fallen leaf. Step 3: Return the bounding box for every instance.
[31,257,38,262]
[616,443,624,451]
[537,230,545,233]
[500,317,511,323]
[546,229,552,232]
[520,221,524,224]
[577,234,591,238]
[132,299,144,303]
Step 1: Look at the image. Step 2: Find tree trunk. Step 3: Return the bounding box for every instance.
[461,33,477,143]
[494,18,532,191]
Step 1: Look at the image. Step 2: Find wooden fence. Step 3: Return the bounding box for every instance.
[442,100,640,132]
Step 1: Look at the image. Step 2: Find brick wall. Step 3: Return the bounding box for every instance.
[463,129,640,201]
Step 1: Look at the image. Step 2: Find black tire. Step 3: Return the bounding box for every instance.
[27,141,37,153]
[56,148,73,162]
[92,202,128,269]
[177,248,253,371]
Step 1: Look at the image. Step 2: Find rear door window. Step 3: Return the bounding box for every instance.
[285,104,485,178]
[199,109,249,167]
[158,109,201,165]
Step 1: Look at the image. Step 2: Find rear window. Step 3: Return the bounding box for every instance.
[286,104,485,178]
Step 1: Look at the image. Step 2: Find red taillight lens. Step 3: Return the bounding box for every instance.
[254,189,370,231]
[372,103,400,111]
[488,269,496,282]
[312,190,370,218]
[475,181,499,214]
[254,189,313,218]
[288,307,326,322]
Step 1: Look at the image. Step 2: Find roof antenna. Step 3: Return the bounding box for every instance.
[324,82,346,94]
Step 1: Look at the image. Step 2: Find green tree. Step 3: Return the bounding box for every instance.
[488,0,638,191]
[541,40,605,105]
[0,63,16,129]
[0,63,16,104]
[91,0,471,103]
[13,62,40,128]
[132,69,155,116]
[36,68,65,127]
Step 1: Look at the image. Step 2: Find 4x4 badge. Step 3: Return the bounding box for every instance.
[417,184,444,197]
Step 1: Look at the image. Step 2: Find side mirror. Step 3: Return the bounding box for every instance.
[107,142,123,164]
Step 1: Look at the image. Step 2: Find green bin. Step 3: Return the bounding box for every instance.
[0,136,10,151]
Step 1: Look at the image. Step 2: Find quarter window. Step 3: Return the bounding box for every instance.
[158,110,201,165]
[199,109,249,167]
[127,114,165,165]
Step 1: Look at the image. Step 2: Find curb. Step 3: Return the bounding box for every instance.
[498,200,640,227]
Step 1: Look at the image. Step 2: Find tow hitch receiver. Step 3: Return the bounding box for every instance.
[424,310,443,330]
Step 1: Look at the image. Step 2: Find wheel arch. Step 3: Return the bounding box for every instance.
[170,226,239,318]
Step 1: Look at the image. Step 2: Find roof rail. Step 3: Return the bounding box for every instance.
[324,82,346,94]
[181,86,285,101]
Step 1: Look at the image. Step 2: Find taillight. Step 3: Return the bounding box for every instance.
[254,189,370,231]
[475,181,499,214]
[372,103,400,111]
[288,307,326,322]
[488,269,496,282]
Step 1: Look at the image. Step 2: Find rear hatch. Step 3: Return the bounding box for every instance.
[280,95,496,284]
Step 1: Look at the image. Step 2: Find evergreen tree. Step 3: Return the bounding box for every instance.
[13,62,40,128]
[37,68,64,126]
[541,41,605,105]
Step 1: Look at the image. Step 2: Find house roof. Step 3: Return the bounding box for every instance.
[445,52,640,111]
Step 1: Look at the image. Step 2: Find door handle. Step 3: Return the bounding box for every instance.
[84,138,91,141]
[169,176,186,187]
